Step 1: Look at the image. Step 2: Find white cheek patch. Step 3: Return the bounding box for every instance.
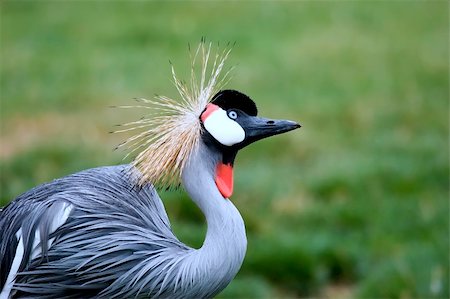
[203,108,245,146]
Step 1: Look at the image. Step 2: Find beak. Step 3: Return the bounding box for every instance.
[236,115,301,148]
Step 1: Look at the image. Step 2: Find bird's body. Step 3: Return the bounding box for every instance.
[1,142,246,298]
[0,43,299,298]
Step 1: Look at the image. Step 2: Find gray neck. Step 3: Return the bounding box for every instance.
[181,141,247,295]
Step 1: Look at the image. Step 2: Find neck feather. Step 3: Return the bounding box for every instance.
[180,142,247,296]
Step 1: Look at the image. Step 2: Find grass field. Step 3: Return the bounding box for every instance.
[1,1,448,298]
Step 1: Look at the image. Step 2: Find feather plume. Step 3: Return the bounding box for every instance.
[115,41,233,187]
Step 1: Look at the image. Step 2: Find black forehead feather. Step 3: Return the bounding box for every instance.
[211,90,258,116]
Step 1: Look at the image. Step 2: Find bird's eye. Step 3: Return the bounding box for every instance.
[228,110,238,120]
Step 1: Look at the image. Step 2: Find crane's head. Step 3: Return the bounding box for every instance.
[118,41,300,197]
[201,89,300,150]
[199,89,300,198]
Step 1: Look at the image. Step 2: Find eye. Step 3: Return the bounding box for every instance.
[227,110,238,120]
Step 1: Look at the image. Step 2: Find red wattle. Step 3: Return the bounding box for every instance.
[215,163,233,199]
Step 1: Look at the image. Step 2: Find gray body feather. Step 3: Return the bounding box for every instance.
[0,143,247,298]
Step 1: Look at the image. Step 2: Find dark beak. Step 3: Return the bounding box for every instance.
[236,115,301,148]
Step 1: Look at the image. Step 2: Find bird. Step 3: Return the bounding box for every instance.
[0,42,300,299]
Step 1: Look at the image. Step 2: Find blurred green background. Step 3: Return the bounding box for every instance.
[1,1,448,298]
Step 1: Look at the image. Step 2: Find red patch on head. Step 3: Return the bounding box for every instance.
[200,103,219,122]
[215,162,233,199]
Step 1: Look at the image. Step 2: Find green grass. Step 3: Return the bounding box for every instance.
[1,1,448,298]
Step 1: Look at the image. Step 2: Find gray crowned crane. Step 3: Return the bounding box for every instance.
[0,43,300,298]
